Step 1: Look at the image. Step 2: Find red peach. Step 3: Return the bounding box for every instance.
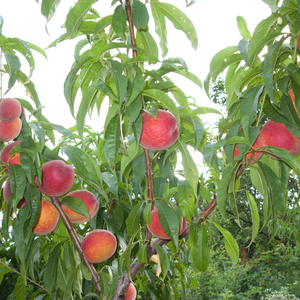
[0,118,22,142]
[254,120,300,158]
[0,98,22,122]
[61,190,99,224]
[124,283,137,300]
[32,200,60,235]
[0,141,21,174]
[147,207,187,240]
[81,229,117,264]
[139,109,179,151]
[3,178,27,209]
[36,160,75,197]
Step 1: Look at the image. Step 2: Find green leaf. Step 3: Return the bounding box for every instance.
[103,114,120,167]
[153,243,170,279]
[153,2,198,50]
[65,0,98,38]
[176,140,199,197]
[61,146,105,198]
[93,15,112,35]
[9,165,27,211]
[177,180,194,221]
[125,201,144,237]
[76,80,100,140]
[237,16,251,40]
[61,196,90,221]
[4,52,21,94]
[150,0,168,57]
[210,221,239,265]
[217,163,234,220]
[63,243,76,273]
[171,87,189,110]
[155,200,180,248]
[246,191,260,245]
[258,162,286,217]
[131,0,149,29]
[153,177,167,198]
[187,107,222,117]
[142,89,180,126]
[102,172,118,198]
[112,4,127,41]
[189,224,210,272]
[44,242,62,293]
[41,0,61,22]
[136,29,159,62]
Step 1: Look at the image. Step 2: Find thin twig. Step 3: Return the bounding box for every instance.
[50,197,101,297]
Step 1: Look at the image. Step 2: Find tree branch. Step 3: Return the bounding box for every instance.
[50,197,101,297]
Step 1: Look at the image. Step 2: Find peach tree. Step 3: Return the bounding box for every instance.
[1,0,300,299]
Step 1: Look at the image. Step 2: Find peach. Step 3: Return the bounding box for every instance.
[81,229,117,264]
[0,118,22,142]
[254,120,300,157]
[0,98,22,122]
[36,160,75,197]
[3,178,27,209]
[61,190,99,224]
[0,141,21,174]
[32,200,60,235]
[147,207,187,240]
[139,109,179,151]
[124,283,137,300]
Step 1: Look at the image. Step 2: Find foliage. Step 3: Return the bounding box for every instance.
[0,0,300,299]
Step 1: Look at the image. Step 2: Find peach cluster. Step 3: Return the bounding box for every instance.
[0,98,22,142]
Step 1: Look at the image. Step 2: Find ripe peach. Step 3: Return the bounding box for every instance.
[139,109,179,151]
[3,178,27,209]
[81,229,117,264]
[0,118,22,142]
[0,98,22,122]
[0,141,21,174]
[61,190,99,224]
[32,200,60,235]
[147,207,187,240]
[254,120,300,157]
[36,160,75,197]
[124,283,137,300]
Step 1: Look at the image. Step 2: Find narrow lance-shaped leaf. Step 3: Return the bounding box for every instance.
[150,0,168,57]
[41,0,61,22]
[153,243,170,279]
[65,0,99,39]
[177,180,194,221]
[210,221,239,265]
[153,2,198,50]
[237,16,251,40]
[189,224,210,272]
[125,202,145,236]
[4,52,21,94]
[112,4,127,41]
[131,0,149,29]
[61,196,90,221]
[246,191,260,245]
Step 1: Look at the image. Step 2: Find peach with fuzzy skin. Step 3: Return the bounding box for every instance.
[81,229,117,264]
[0,98,22,122]
[36,160,75,197]
[124,283,137,300]
[254,120,300,158]
[32,200,60,235]
[147,207,187,240]
[61,190,99,224]
[0,141,21,174]
[139,109,179,151]
[0,118,22,142]
[3,178,27,209]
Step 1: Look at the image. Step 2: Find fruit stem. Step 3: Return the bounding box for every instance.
[50,196,102,297]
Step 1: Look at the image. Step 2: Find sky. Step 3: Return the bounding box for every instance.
[0,0,271,133]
